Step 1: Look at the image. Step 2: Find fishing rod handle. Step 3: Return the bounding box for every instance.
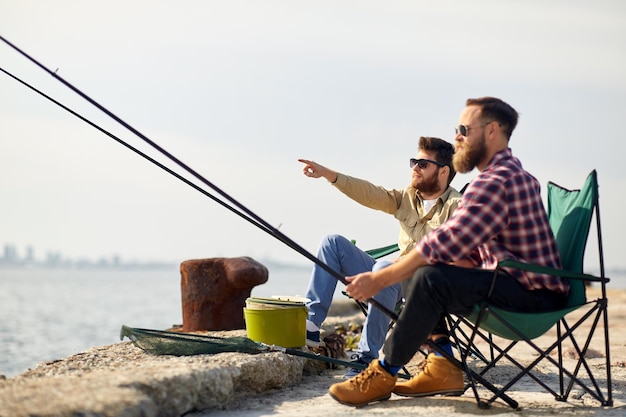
[366,297,399,322]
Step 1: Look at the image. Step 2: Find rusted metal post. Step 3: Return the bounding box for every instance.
[180,256,268,331]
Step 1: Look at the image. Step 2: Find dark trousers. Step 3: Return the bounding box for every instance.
[383,263,567,366]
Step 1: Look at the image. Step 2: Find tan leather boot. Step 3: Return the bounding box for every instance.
[329,359,398,406]
[393,353,464,397]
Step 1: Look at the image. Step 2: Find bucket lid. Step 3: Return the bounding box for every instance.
[245,296,307,309]
[271,295,311,303]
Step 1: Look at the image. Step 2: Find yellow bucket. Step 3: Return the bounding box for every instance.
[244,297,307,348]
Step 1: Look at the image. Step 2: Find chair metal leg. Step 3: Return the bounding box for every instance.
[453,302,612,407]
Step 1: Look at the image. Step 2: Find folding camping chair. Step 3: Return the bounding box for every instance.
[445,169,612,408]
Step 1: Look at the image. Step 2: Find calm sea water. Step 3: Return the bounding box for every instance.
[0,264,313,378]
[1,265,624,378]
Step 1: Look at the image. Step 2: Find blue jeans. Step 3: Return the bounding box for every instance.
[305,234,401,362]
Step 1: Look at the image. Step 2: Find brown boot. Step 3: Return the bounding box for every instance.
[393,353,464,397]
[329,359,398,406]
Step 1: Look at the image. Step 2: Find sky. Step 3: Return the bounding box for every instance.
[1,1,625,273]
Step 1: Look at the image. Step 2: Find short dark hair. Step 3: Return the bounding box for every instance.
[466,97,519,139]
[419,136,456,184]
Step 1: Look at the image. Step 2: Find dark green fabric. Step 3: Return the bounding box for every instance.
[467,170,600,340]
[366,243,400,259]
[120,325,265,355]
[548,170,597,307]
[467,304,581,340]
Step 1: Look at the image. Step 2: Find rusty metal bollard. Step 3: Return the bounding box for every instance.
[180,256,269,331]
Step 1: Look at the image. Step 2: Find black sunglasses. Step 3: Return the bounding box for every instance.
[455,121,494,137]
[409,158,445,169]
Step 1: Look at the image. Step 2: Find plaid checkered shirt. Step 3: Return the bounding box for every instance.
[416,148,569,294]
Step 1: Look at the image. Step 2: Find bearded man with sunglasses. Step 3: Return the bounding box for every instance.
[329,97,568,407]
[298,136,461,378]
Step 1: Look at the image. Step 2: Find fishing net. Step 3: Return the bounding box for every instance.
[120,325,412,379]
[120,325,267,356]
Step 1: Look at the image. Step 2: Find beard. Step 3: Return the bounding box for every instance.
[453,132,487,173]
[412,169,442,194]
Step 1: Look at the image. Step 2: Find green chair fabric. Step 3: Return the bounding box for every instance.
[450,170,612,408]
[365,243,400,259]
[464,170,599,340]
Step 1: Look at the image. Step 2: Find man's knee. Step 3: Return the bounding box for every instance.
[406,264,480,316]
[372,259,393,272]
[319,233,351,249]
[405,265,450,300]
[318,234,346,256]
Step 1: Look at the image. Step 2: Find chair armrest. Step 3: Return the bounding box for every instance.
[365,243,400,259]
[496,258,609,284]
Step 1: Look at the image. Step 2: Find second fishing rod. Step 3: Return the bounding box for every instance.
[0,35,398,323]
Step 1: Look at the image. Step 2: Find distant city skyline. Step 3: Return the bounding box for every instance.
[2,2,624,271]
[0,242,173,268]
[0,242,309,271]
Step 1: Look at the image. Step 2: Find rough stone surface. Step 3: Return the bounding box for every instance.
[0,298,360,417]
[1,292,624,417]
[0,334,305,417]
[180,257,269,331]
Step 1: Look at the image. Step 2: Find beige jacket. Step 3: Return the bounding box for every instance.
[332,173,462,256]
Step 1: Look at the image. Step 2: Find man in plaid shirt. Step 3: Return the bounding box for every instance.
[329,97,570,407]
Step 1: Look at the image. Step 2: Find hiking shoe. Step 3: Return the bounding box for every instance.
[393,353,464,397]
[329,359,397,407]
[306,330,321,348]
[343,355,371,379]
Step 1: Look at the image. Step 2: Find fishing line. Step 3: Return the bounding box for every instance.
[0,62,374,323]
[0,35,395,321]
[0,63,310,276]
[0,66,273,236]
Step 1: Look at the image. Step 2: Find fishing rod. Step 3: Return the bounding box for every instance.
[0,62,373,316]
[0,63,307,278]
[0,35,397,322]
[0,66,274,236]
